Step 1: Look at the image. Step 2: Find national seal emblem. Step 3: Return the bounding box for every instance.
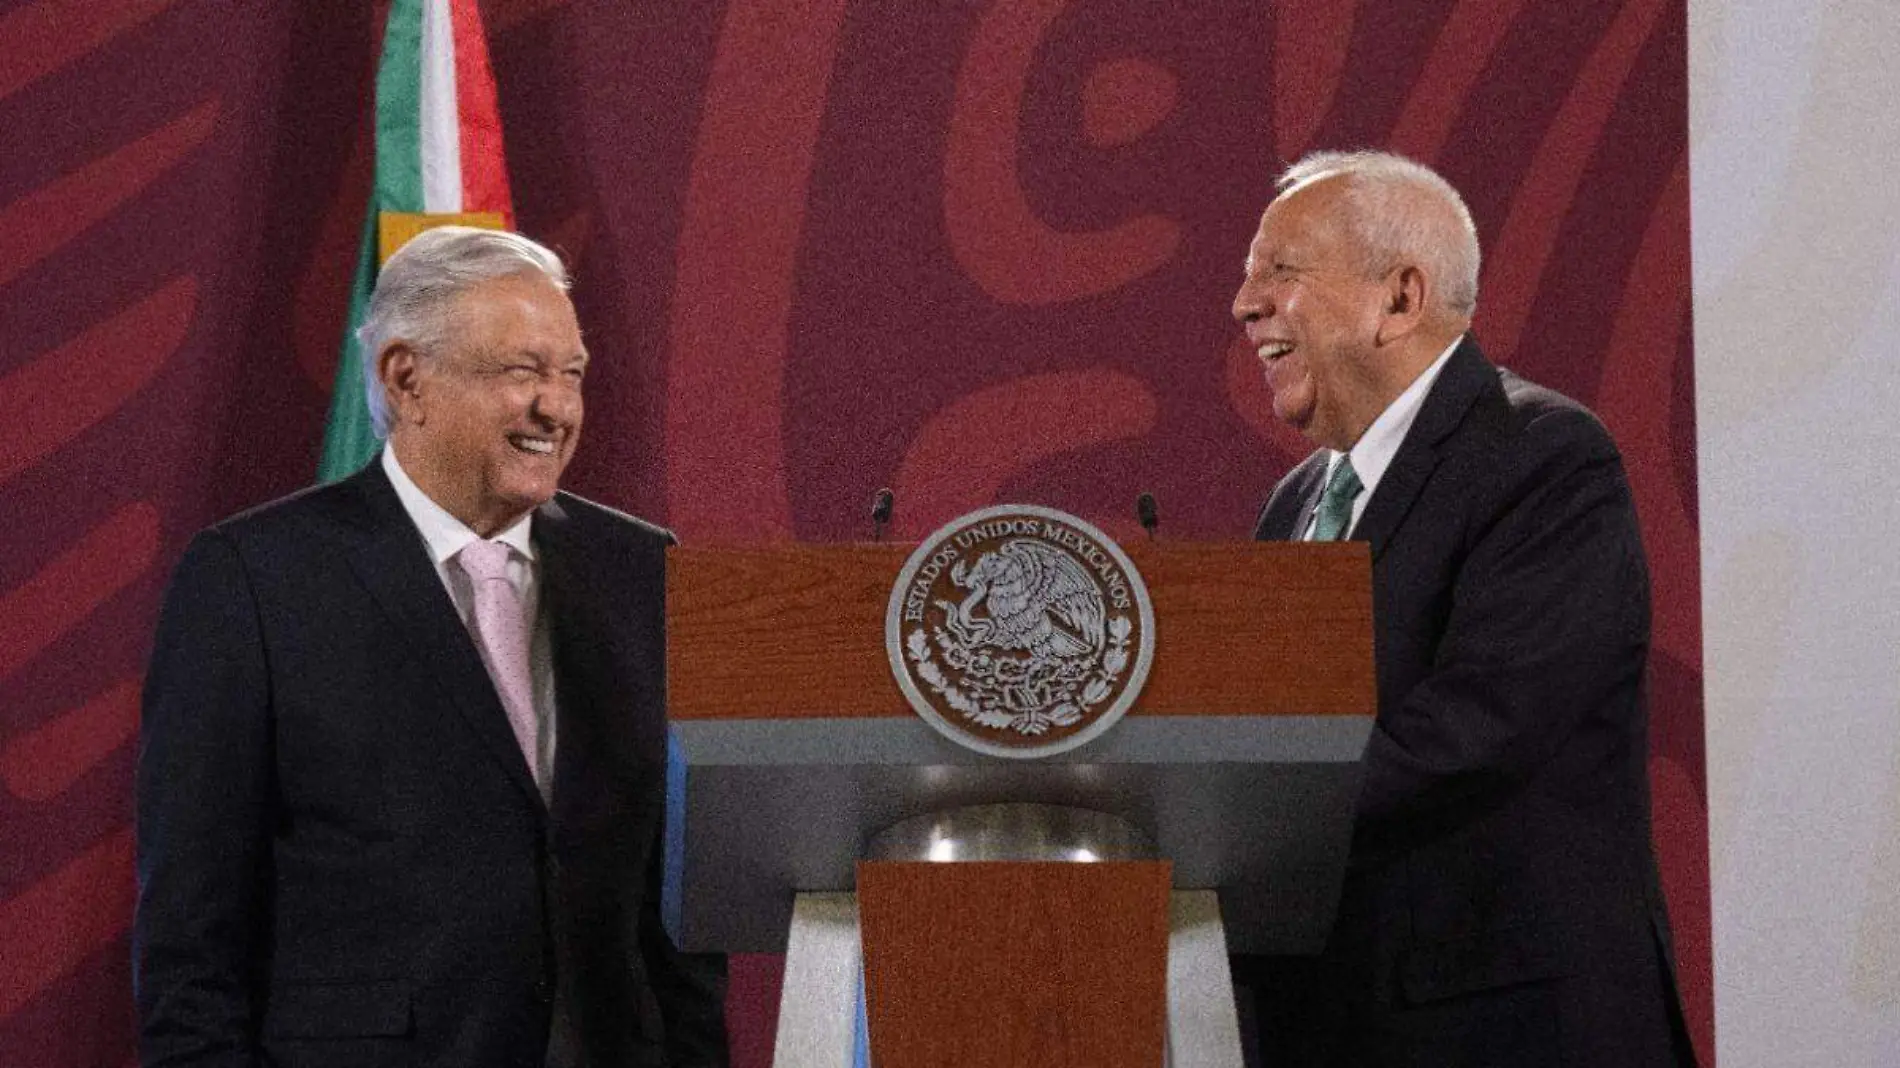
[885,505,1156,758]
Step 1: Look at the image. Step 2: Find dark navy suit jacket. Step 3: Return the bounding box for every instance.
[1251,337,1693,1067]
[135,459,726,1067]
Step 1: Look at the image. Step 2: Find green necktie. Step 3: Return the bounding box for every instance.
[1311,456,1363,541]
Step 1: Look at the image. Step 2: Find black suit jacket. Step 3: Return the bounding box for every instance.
[135,460,727,1068]
[1252,338,1692,1067]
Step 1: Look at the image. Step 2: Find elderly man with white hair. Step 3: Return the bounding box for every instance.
[135,227,728,1068]
[1231,152,1697,1067]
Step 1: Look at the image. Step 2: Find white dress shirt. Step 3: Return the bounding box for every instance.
[1303,337,1462,540]
[383,447,558,789]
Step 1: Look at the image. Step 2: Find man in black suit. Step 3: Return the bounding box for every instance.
[1231,152,1695,1066]
[135,227,726,1067]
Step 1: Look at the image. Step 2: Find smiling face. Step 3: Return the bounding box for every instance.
[382,272,588,536]
[1230,179,1394,452]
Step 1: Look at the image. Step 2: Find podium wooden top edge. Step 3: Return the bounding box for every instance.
[666,540,1373,722]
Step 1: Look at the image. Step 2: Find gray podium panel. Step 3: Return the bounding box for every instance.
[662,714,1369,954]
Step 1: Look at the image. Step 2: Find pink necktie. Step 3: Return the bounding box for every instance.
[454,540,543,793]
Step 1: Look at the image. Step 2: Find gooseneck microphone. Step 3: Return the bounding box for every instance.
[1136,492,1158,540]
[871,488,895,542]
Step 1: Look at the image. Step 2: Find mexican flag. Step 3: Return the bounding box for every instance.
[317,0,515,481]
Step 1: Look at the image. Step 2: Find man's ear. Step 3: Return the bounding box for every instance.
[378,342,426,427]
[1375,265,1429,346]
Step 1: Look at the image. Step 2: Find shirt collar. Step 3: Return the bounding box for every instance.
[382,447,535,565]
[1333,335,1463,497]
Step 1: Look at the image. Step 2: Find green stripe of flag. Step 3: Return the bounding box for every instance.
[316,0,428,482]
[315,212,381,482]
[374,0,425,214]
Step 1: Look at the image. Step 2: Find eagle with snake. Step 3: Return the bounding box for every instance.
[935,539,1107,662]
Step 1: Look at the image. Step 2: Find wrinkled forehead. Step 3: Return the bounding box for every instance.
[449,274,586,347]
[1246,178,1354,266]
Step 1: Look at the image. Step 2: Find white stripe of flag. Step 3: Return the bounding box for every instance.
[418,0,463,213]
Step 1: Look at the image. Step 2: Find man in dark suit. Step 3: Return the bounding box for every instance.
[1230,151,1695,1066]
[135,227,727,1067]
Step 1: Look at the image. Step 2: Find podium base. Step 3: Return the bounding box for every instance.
[772,889,1243,1068]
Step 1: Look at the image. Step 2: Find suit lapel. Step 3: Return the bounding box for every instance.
[1291,470,1325,542]
[337,460,547,813]
[535,500,581,791]
[1254,452,1329,541]
[1352,335,1496,561]
[532,496,610,815]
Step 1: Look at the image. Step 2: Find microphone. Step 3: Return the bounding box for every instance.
[1136,492,1158,540]
[871,488,895,542]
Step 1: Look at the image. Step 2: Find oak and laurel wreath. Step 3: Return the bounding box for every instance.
[905,616,1135,736]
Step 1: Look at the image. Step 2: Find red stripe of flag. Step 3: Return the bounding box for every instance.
[448,0,513,224]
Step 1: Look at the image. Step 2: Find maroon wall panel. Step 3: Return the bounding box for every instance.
[0,1,1706,1064]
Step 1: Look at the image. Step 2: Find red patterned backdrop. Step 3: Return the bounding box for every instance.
[0,1,1706,1064]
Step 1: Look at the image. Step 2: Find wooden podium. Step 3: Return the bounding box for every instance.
[662,541,1374,1066]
